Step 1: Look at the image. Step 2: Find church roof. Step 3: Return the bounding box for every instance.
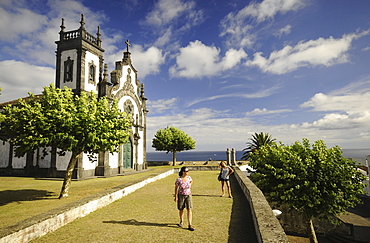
[0,94,43,108]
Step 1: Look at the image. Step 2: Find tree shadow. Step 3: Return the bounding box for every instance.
[347,196,370,218]
[103,219,179,228]
[228,175,258,243]
[0,189,55,206]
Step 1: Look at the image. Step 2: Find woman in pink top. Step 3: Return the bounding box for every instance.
[174,166,195,231]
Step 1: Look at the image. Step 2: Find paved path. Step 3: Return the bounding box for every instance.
[31,171,258,243]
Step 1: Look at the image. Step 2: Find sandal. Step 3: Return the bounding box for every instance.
[178,222,183,227]
[188,225,195,231]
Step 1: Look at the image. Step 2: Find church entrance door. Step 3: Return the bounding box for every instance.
[123,139,132,169]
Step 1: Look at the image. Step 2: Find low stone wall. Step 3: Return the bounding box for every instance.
[233,167,289,243]
[0,169,175,243]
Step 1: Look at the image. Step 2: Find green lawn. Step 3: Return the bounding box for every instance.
[0,167,173,228]
[30,171,257,243]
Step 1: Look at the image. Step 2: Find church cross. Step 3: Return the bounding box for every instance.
[125,39,131,52]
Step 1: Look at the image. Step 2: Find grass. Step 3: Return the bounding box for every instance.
[0,166,174,228]
[1,167,305,242]
[29,170,256,242]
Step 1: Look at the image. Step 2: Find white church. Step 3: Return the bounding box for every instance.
[0,15,148,179]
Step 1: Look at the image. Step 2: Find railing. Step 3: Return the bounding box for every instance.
[61,30,100,47]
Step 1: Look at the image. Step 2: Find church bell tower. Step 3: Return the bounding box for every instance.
[55,14,104,94]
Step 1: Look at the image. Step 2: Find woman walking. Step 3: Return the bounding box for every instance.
[219,161,234,198]
[174,167,195,231]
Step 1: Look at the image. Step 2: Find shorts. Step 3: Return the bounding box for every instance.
[220,177,229,181]
[177,194,193,210]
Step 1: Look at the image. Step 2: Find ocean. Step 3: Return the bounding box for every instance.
[147,148,370,163]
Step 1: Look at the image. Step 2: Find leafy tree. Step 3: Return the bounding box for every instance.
[152,126,196,166]
[249,138,366,243]
[241,132,276,160]
[0,85,132,199]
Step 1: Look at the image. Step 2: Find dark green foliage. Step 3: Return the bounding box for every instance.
[1,85,132,198]
[249,138,366,222]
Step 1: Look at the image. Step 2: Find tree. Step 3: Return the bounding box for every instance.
[152,126,196,166]
[0,85,132,199]
[249,138,366,243]
[241,132,276,160]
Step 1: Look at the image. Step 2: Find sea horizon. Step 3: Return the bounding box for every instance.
[147,148,370,162]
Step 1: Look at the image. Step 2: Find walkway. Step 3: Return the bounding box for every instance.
[30,171,258,243]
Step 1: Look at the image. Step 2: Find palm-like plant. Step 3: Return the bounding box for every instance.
[241,132,276,160]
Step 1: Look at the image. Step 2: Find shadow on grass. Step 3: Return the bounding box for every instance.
[103,219,179,228]
[228,175,258,243]
[0,189,55,206]
[347,195,370,218]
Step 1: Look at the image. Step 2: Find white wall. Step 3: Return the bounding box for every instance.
[60,50,78,90]
[0,142,10,167]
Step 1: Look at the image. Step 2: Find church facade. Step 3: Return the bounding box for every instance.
[0,15,148,179]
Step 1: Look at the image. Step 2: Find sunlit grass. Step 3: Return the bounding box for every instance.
[32,171,239,243]
[0,166,174,228]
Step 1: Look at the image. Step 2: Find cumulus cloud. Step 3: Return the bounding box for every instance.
[220,0,305,47]
[299,79,370,130]
[169,40,247,78]
[246,31,370,74]
[0,60,55,103]
[131,45,166,79]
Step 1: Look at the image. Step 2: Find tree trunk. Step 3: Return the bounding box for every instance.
[172,151,177,166]
[58,151,81,199]
[306,217,318,243]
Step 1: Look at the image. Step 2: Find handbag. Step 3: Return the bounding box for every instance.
[217,169,222,181]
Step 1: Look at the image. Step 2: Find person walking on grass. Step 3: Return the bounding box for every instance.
[219,161,234,198]
[174,166,195,231]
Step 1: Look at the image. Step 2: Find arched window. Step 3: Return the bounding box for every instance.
[88,61,96,84]
[64,57,73,82]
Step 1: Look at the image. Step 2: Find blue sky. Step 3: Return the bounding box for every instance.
[1,0,370,152]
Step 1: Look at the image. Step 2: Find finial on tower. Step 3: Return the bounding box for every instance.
[97,26,101,39]
[60,18,65,32]
[79,14,85,30]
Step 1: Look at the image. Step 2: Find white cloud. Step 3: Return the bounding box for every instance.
[274,25,292,38]
[0,60,55,103]
[131,45,166,79]
[240,0,306,23]
[220,0,305,47]
[105,44,165,80]
[147,98,178,114]
[246,31,369,74]
[186,84,280,107]
[0,5,48,42]
[0,0,110,66]
[299,79,370,131]
[143,0,203,48]
[246,108,293,116]
[169,40,247,78]
[144,0,202,27]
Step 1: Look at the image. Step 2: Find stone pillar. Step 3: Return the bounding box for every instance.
[95,151,111,177]
[226,148,231,165]
[231,148,236,165]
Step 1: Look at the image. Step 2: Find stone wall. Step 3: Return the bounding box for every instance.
[233,167,289,243]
